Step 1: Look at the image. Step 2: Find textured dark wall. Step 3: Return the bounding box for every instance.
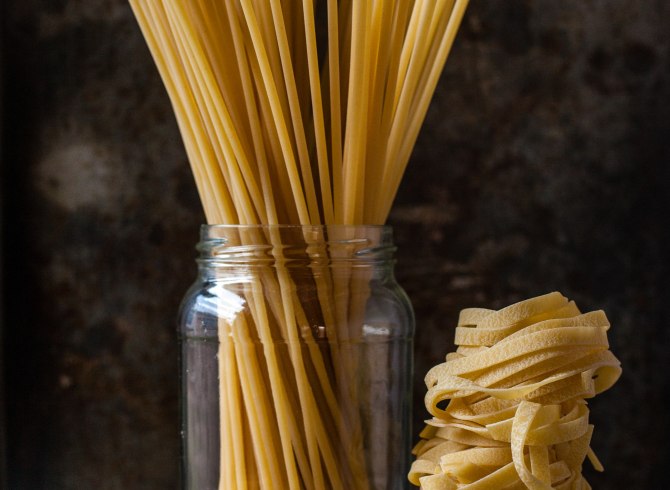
[2,1,669,488]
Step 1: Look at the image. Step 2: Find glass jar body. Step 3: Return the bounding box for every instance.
[179,225,414,490]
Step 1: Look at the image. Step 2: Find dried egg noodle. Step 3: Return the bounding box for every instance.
[409,292,621,490]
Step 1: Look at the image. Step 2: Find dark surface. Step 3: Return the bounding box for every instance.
[2,0,669,488]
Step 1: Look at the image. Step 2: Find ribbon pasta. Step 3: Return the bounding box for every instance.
[409,292,621,489]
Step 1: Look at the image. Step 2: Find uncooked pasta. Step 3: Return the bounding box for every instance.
[409,292,621,489]
[129,1,470,488]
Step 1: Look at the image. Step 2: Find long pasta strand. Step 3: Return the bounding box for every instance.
[129,1,469,487]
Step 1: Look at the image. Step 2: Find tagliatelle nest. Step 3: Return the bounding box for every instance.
[409,292,622,490]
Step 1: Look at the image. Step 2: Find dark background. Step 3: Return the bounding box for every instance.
[2,1,669,488]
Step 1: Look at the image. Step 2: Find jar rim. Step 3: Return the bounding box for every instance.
[196,224,396,264]
[200,224,390,231]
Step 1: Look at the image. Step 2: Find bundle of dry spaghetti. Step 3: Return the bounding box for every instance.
[409,292,622,489]
[129,0,469,226]
[129,0,469,488]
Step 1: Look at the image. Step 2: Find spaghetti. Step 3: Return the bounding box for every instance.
[129,1,470,488]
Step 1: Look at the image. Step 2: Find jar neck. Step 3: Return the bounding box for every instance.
[195,225,397,279]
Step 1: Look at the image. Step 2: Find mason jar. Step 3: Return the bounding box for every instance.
[178,225,415,489]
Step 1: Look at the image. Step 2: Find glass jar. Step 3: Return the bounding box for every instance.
[179,225,414,490]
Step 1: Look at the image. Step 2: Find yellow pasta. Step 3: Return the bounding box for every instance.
[409,292,621,489]
[129,0,471,227]
[129,1,470,488]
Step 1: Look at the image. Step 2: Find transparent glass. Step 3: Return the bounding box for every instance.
[179,225,414,489]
